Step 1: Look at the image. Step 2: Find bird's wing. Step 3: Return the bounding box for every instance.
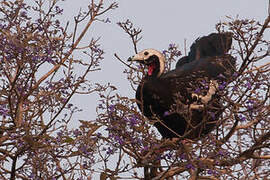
[162,55,235,106]
[164,55,235,80]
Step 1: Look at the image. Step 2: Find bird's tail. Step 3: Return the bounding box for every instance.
[176,32,233,68]
[189,32,233,61]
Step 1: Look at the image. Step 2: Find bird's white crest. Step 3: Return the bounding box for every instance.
[133,49,165,77]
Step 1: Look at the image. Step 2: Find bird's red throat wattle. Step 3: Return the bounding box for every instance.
[147,63,156,76]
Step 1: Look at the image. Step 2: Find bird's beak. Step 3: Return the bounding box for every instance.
[127,54,144,62]
[127,56,134,62]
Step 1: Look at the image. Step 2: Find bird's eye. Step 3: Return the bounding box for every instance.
[144,51,149,56]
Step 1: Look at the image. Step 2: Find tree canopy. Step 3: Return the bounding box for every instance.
[0,0,270,179]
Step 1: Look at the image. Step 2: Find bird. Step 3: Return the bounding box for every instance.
[128,32,235,139]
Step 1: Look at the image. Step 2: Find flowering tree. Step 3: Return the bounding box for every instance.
[97,8,270,180]
[1,0,270,180]
[0,0,117,179]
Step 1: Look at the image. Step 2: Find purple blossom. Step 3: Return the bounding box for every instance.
[55,20,60,26]
[165,152,173,160]
[104,18,111,23]
[0,23,5,29]
[179,153,186,160]
[10,133,17,138]
[73,129,81,136]
[247,104,253,111]
[61,98,67,103]
[218,73,225,78]
[169,43,175,49]
[129,115,138,126]
[108,105,115,112]
[233,86,238,91]
[57,131,63,137]
[208,169,214,175]
[163,111,169,117]
[239,114,247,122]
[96,132,101,137]
[32,56,39,61]
[194,88,201,93]
[83,161,88,168]
[140,146,148,153]
[37,26,43,31]
[79,145,89,154]
[175,50,182,56]
[0,105,9,117]
[246,82,252,89]
[217,150,226,156]
[162,50,167,55]
[246,99,254,104]
[18,141,24,148]
[115,135,124,145]
[29,173,35,178]
[67,103,73,108]
[55,6,63,14]
[132,137,142,146]
[246,99,254,112]
[106,147,113,155]
[218,82,226,91]
[156,155,162,161]
[44,56,53,63]
[56,131,63,143]
[255,82,261,89]
[21,11,27,17]
[209,112,215,119]
[186,163,195,170]
[233,72,238,77]
[46,49,52,55]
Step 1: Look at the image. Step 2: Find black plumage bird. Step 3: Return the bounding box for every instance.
[128,33,235,139]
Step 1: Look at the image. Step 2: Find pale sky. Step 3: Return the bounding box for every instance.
[59,0,269,123]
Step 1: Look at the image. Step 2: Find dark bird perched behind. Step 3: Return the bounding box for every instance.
[128,32,235,139]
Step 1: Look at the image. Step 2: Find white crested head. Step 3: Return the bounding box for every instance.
[130,49,165,77]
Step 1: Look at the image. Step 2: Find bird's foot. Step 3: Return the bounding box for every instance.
[190,80,219,110]
[191,93,201,102]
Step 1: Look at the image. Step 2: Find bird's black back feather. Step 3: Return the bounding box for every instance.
[164,55,235,80]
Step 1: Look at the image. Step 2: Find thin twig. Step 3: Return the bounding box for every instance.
[114,53,137,71]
